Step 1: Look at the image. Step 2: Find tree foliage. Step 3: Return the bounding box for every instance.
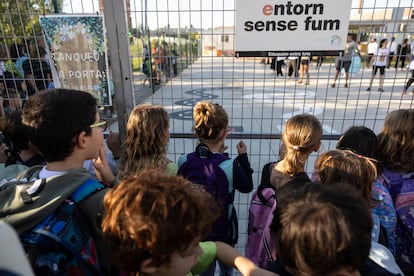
[0,0,61,46]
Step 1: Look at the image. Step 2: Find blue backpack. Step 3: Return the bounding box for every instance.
[178,144,238,244]
[246,162,277,268]
[21,178,105,275]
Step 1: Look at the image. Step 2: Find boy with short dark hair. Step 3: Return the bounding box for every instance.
[0,88,115,274]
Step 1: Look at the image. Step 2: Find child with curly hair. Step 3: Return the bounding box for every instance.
[117,103,177,180]
[178,100,253,276]
[102,170,275,276]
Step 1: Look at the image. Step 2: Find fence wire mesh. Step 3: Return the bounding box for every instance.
[1,0,414,262]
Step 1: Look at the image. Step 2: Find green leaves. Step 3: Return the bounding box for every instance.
[0,1,53,45]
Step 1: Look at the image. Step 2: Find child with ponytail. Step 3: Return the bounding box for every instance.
[178,100,253,276]
[246,114,322,268]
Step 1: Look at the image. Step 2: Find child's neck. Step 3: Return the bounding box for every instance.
[201,141,223,153]
[45,155,85,172]
[277,154,310,173]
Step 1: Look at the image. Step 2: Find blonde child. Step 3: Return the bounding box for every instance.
[117,103,177,180]
[178,101,253,276]
[246,114,322,268]
[316,149,377,206]
[269,114,322,189]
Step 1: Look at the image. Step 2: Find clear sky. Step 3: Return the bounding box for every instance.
[63,0,414,30]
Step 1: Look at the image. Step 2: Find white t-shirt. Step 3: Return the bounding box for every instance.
[374,48,389,66]
[367,42,378,54]
[388,41,397,53]
[38,166,66,179]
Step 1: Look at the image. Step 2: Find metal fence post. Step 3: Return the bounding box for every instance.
[102,0,135,143]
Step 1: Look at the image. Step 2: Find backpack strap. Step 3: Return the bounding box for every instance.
[70,178,105,203]
[20,179,46,204]
[16,165,44,181]
[32,178,105,232]
[257,162,276,203]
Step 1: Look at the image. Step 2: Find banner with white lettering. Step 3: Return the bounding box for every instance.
[235,0,353,57]
[40,15,111,106]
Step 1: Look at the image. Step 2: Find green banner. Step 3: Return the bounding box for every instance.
[40,15,111,106]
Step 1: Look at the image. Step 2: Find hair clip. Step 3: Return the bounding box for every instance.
[292,146,300,151]
[327,155,333,160]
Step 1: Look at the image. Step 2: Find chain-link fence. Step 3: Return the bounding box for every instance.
[1,0,414,263]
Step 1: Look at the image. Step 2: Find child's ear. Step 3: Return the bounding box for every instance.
[219,128,227,140]
[76,131,88,149]
[140,259,158,274]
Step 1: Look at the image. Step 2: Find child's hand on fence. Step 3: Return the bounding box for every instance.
[237,141,247,154]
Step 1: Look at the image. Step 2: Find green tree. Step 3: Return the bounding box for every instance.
[0,1,58,46]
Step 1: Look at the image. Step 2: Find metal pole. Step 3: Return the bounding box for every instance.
[143,0,155,94]
[102,0,135,143]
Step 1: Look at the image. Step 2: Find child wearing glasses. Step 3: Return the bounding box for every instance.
[0,88,115,274]
[177,100,253,276]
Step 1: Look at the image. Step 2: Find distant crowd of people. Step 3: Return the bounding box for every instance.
[141,42,179,87]
[263,34,414,94]
[0,85,413,275]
